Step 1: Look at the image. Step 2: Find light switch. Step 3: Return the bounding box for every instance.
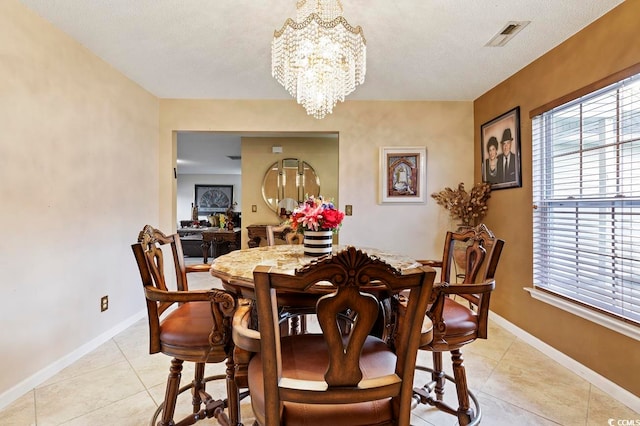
[345,205,353,216]
[251,205,257,212]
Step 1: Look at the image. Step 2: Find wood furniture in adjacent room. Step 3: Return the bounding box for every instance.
[177,228,213,259]
[177,227,240,263]
[202,228,240,263]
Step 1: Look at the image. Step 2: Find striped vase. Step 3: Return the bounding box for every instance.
[303,229,333,257]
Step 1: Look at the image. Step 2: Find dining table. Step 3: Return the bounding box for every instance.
[209,244,425,299]
[210,243,432,346]
[210,244,430,397]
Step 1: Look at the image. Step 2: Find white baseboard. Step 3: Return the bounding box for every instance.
[0,310,146,412]
[490,311,640,413]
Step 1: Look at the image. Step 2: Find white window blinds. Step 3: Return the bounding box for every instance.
[532,73,640,325]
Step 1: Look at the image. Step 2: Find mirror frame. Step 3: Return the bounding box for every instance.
[261,158,320,214]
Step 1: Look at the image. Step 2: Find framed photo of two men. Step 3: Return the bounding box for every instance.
[480,106,522,190]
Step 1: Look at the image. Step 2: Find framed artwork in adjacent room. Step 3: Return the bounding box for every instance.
[480,106,522,190]
[379,146,427,203]
[195,184,234,214]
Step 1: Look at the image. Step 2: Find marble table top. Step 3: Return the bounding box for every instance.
[210,244,423,293]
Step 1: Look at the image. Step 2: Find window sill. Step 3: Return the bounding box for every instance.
[524,287,640,342]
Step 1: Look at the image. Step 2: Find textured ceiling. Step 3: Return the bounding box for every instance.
[19,0,625,173]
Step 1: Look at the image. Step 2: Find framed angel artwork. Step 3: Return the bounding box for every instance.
[379,147,427,203]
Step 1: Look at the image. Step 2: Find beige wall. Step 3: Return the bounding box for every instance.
[159,100,474,260]
[241,136,339,247]
[474,0,640,397]
[0,0,159,402]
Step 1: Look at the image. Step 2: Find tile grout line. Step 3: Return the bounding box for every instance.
[112,333,162,409]
[31,389,37,426]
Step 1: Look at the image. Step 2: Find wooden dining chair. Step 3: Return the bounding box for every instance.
[131,225,240,426]
[412,224,504,426]
[233,246,436,425]
[265,224,303,246]
[265,223,310,336]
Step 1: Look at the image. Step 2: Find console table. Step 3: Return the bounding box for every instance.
[177,227,240,263]
[202,228,241,263]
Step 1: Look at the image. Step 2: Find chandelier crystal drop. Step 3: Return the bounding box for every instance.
[272,0,366,119]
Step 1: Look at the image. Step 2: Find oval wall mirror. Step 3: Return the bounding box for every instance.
[262,158,320,214]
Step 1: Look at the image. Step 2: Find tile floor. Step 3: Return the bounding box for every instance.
[2,268,638,425]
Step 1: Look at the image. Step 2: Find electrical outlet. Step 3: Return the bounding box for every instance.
[345,205,353,216]
[101,295,108,312]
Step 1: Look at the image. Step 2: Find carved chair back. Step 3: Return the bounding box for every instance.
[265,224,304,246]
[251,246,435,425]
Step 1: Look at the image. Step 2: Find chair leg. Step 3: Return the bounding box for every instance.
[289,315,300,335]
[289,314,308,335]
[159,358,183,426]
[192,362,206,414]
[300,314,308,334]
[451,349,473,426]
[225,356,240,425]
[412,351,482,426]
[432,351,445,401]
[279,318,290,336]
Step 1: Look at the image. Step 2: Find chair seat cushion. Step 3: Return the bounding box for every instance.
[441,297,478,337]
[422,298,478,351]
[419,316,434,347]
[159,301,227,361]
[248,334,396,426]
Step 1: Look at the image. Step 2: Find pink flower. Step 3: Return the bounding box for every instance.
[287,196,344,233]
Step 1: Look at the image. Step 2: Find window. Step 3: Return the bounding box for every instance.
[532,73,640,326]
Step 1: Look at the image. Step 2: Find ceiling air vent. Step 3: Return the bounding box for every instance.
[227,155,241,160]
[485,21,530,47]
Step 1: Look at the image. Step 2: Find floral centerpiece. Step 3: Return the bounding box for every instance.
[431,182,491,227]
[289,196,345,256]
[289,195,345,233]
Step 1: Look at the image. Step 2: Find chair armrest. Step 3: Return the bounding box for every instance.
[435,280,495,296]
[144,286,223,303]
[185,263,211,273]
[427,279,496,339]
[416,259,442,268]
[429,279,496,341]
[232,301,261,353]
[429,279,495,308]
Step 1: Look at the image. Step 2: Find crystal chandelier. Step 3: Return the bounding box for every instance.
[272,0,366,119]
